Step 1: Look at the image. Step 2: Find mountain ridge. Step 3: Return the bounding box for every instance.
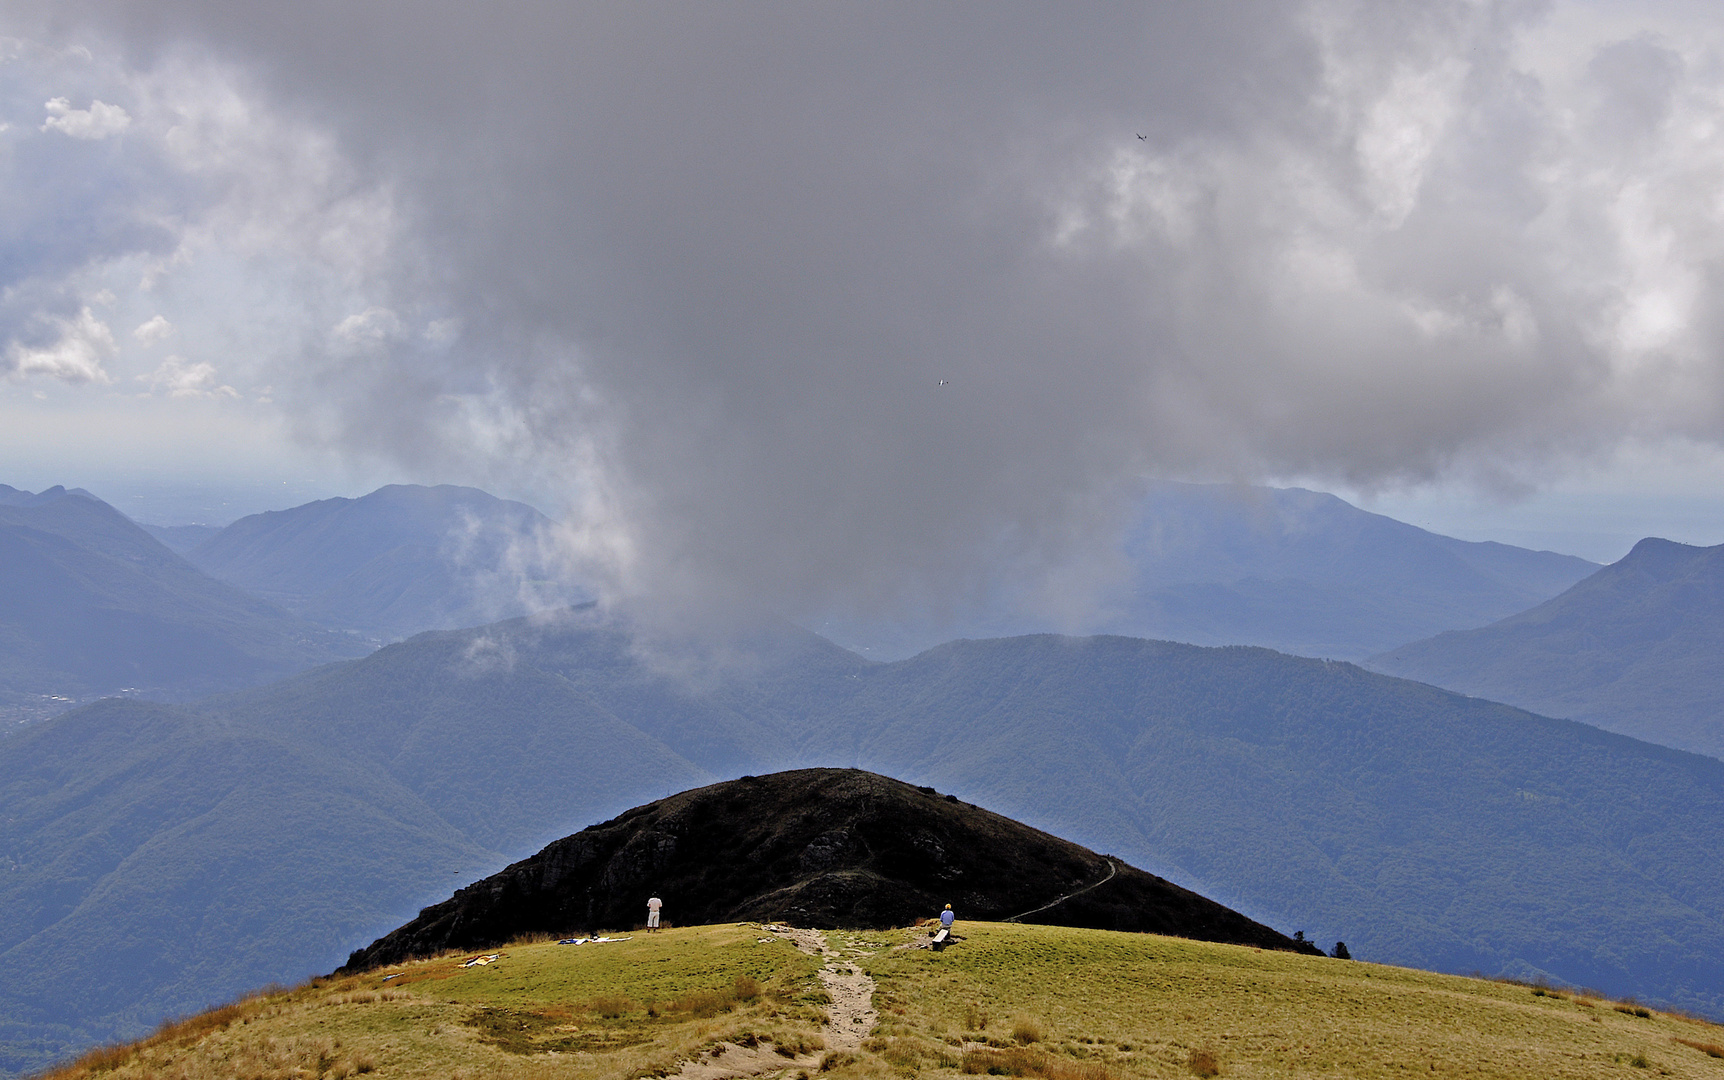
[820,483,1598,661]
[1370,535,1724,759]
[7,609,1724,1078]
[0,486,368,720]
[342,768,1316,971]
[186,484,589,640]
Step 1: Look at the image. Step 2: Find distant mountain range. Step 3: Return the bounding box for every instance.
[821,483,1598,661]
[0,485,366,721]
[5,611,1723,1076]
[344,768,1315,971]
[182,484,590,640]
[34,479,1600,673]
[1371,536,1724,760]
[9,475,1722,1080]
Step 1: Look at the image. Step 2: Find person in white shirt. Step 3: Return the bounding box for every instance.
[647,895,663,931]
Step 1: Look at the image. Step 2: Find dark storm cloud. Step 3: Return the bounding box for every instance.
[10,2,1724,619]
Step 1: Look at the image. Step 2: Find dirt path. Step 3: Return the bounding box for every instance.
[663,928,877,1080]
[786,928,878,1051]
[1004,857,1117,923]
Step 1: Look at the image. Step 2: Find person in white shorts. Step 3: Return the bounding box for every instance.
[647,895,662,931]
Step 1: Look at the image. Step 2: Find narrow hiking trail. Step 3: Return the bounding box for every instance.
[664,928,878,1080]
[1004,857,1117,923]
[787,927,878,1051]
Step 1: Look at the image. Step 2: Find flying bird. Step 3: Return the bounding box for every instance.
[939,379,948,386]
[1137,133,1147,140]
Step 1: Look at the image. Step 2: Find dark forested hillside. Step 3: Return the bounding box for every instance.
[0,698,494,1071]
[1371,537,1724,760]
[6,611,1724,1076]
[828,634,1724,1013]
[345,769,1313,971]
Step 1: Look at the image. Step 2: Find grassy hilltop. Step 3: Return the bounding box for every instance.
[38,922,1724,1080]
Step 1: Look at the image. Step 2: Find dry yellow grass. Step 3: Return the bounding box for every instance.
[34,923,827,1080]
[31,921,1724,1080]
[856,922,1724,1079]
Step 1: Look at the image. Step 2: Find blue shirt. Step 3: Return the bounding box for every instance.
[940,910,955,928]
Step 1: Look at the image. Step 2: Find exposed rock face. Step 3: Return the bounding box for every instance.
[341,769,1317,970]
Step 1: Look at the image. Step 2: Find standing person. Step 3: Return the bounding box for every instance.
[647,895,663,932]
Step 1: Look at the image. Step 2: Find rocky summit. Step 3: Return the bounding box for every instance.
[342,768,1315,970]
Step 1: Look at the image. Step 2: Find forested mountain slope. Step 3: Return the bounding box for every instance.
[6,611,1723,1075]
[1372,537,1724,759]
[0,485,365,719]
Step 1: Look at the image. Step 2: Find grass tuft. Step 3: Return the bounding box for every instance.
[1675,1036,1724,1058]
[1187,1046,1221,1077]
[1010,1015,1044,1044]
[590,993,637,1018]
[960,1046,1117,1080]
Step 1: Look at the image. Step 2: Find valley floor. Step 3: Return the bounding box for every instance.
[38,922,1724,1080]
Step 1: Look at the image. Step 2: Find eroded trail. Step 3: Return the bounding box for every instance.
[664,927,877,1080]
[786,928,878,1051]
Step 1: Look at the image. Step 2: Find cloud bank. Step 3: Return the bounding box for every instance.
[41,94,129,138]
[9,1,1724,621]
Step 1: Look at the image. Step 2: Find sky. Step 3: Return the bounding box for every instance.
[5,1,1724,605]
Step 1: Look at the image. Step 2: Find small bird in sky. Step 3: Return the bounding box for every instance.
[938,379,948,386]
[1137,133,1147,140]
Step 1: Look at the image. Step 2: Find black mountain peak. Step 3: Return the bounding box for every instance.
[342,768,1314,971]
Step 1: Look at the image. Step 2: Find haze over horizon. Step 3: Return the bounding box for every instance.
[8,2,1724,611]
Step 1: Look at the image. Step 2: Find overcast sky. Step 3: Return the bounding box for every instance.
[6,2,1724,610]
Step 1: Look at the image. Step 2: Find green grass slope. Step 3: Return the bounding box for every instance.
[38,923,1724,1080]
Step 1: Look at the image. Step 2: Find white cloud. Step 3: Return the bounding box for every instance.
[41,96,131,139]
[132,315,173,346]
[136,355,239,399]
[20,3,1724,618]
[4,307,116,384]
[333,307,406,349]
[424,318,461,347]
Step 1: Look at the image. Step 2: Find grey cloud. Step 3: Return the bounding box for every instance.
[13,2,1724,622]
